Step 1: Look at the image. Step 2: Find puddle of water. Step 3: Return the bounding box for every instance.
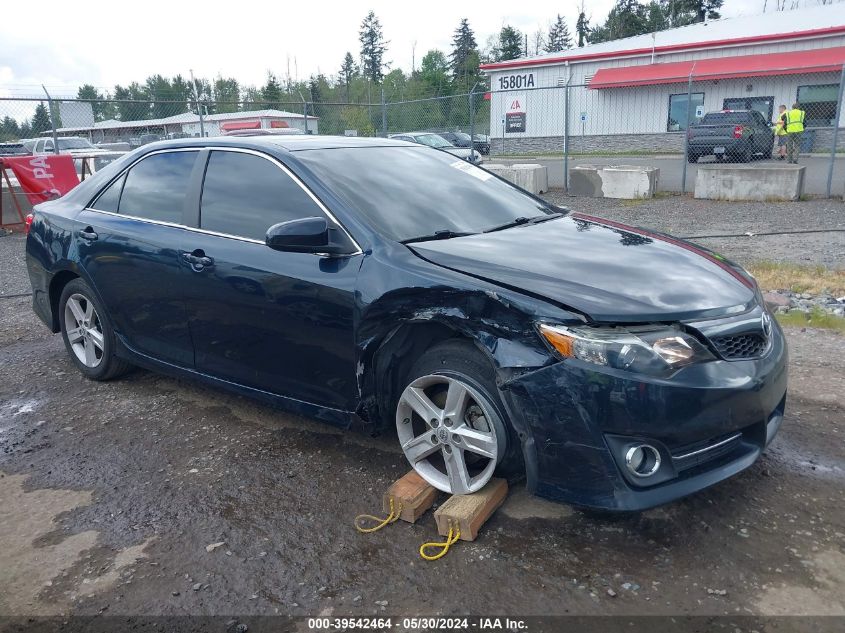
[0,472,153,615]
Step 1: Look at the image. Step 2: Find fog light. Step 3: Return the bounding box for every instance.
[625,444,662,477]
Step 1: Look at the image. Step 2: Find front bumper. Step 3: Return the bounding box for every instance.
[502,321,788,511]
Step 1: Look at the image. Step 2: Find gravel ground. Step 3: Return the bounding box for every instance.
[1,210,844,622]
[543,194,845,269]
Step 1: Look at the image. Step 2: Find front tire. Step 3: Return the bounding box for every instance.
[394,340,521,494]
[59,279,132,381]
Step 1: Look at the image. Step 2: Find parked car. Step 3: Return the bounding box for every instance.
[472,134,490,155]
[687,110,775,163]
[0,142,29,157]
[389,132,482,164]
[31,136,107,156]
[30,136,125,178]
[436,131,473,148]
[26,135,787,511]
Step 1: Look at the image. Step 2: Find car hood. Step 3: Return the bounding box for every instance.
[443,147,473,158]
[409,213,756,322]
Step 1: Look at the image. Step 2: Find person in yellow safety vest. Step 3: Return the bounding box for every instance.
[772,104,788,161]
[785,102,806,164]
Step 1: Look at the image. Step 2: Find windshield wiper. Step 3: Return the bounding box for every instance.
[483,212,565,234]
[401,230,476,245]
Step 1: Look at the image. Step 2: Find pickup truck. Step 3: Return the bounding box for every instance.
[687,110,775,163]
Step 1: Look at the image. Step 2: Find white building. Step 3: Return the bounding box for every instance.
[50,109,318,142]
[480,4,845,153]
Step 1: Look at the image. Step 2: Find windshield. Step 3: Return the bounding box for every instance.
[454,132,472,141]
[296,146,558,242]
[415,134,453,148]
[58,138,95,150]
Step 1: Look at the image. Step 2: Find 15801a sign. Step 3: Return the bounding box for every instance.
[497,73,535,90]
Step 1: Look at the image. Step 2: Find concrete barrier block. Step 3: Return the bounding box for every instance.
[694,165,805,201]
[569,164,659,199]
[484,163,549,194]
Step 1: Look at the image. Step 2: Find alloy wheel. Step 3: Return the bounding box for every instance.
[63,293,105,368]
[396,374,501,495]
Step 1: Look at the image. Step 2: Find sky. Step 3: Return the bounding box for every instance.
[0,0,789,100]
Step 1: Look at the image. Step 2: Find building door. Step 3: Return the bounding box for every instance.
[723,96,774,121]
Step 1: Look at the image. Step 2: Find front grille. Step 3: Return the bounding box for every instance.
[710,333,768,360]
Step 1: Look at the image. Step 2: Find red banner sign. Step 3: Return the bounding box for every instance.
[2,154,80,204]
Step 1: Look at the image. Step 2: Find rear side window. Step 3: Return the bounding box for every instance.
[91,173,126,212]
[119,151,198,223]
[199,150,325,241]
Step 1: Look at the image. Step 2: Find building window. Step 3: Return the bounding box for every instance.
[797,84,839,127]
[667,92,704,131]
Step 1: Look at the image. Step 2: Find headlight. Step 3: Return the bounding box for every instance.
[538,323,714,376]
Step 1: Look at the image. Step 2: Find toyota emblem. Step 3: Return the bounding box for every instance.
[761,312,772,338]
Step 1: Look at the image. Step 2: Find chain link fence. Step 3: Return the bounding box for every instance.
[2,64,844,197]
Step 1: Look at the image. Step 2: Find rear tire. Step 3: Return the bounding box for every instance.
[394,339,522,494]
[59,279,132,381]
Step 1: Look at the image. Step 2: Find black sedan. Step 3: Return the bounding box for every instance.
[25,136,787,510]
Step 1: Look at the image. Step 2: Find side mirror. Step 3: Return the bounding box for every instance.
[265,217,351,255]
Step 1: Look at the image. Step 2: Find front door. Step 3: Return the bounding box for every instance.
[77,150,200,367]
[179,149,361,412]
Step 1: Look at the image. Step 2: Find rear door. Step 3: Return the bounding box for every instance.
[179,148,361,411]
[77,149,201,366]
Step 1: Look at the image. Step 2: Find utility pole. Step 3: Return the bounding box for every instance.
[190,69,205,137]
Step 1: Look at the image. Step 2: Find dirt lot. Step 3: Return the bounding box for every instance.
[1,197,844,623]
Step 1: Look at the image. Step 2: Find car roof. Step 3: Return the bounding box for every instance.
[140,135,413,152]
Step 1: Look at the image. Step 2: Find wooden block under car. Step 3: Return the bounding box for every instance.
[434,478,508,542]
[382,471,438,523]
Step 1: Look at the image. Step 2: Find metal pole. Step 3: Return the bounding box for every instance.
[825,63,845,199]
[564,74,572,192]
[469,82,481,162]
[189,69,205,137]
[680,67,695,194]
[381,87,387,137]
[41,85,60,154]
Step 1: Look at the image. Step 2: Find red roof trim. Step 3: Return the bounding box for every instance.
[479,24,845,71]
[588,45,845,89]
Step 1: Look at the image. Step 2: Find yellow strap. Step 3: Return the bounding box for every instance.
[354,497,403,533]
[419,521,461,561]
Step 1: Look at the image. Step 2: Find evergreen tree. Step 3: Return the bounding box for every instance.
[339,52,357,102]
[261,73,284,109]
[0,115,21,141]
[30,102,52,135]
[545,14,573,52]
[589,0,648,44]
[497,25,524,61]
[576,10,590,47]
[449,18,479,87]
[359,11,388,84]
[678,0,723,23]
[213,77,241,113]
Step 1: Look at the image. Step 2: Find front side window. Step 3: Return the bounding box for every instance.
[668,92,704,131]
[119,151,198,223]
[797,84,838,127]
[200,151,325,241]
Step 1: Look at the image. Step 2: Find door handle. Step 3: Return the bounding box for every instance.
[78,227,98,241]
[182,250,214,271]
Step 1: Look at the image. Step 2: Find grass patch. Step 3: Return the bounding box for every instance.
[776,307,845,333]
[748,261,845,296]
